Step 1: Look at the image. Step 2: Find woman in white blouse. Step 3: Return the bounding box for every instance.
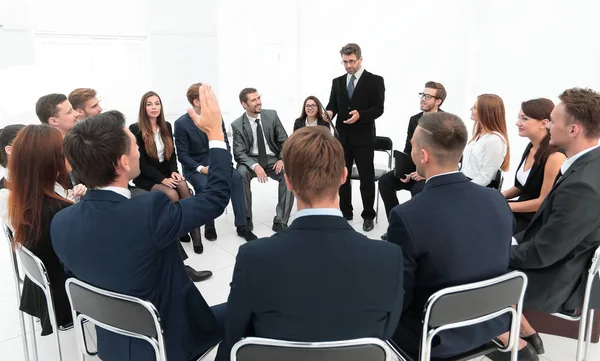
[462,94,511,187]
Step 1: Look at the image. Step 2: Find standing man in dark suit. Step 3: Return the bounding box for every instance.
[231,88,294,232]
[379,81,446,240]
[387,112,518,359]
[326,43,385,231]
[51,85,230,361]
[175,83,257,242]
[215,126,404,361]
[488,88,600,361]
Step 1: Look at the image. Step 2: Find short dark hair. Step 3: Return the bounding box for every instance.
[0,124,26,167]
[424,81,447,106]
[68,88,97,110]
[186,82,203,106]
[36,93,67,123]
[558,87,600,139]
[283,127,345,204]
[239,88,258,104]
[63,111,131,189]
[415,112,468,165]
[340,43,361,58]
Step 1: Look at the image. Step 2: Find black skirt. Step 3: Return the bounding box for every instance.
[19,274,73,335]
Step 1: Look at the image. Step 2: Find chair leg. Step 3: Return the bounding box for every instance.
[375,182,379,224]
[584,309,594,361]
[18,311,30,361]
[576,307,589,361]
[29,316,39,361]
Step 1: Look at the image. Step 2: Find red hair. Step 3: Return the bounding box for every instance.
[472,94,511,171]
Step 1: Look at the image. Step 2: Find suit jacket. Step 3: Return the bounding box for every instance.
[326,70,385,146]
[231,109,288,169]
[511,146,600,312]
[215,215,404,361]
[403,110,444,154]
[129,122,178,190]
[388,172,513,358]
[174,113,231,178]
[51,148,232,361]
[293,117,331,132]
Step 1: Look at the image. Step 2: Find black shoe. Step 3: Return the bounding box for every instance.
[272,223,287,232]
[237,227,258,242]
[179,234,191,243]
[204,225,217,241]
[522,333,545,355]
[185,266,212,282]
[363,219,374,232]
[486,344,539,361]
[246,218,254,232]
[191,228,203,254]
[343,214,353,221]
[381,233,387,240]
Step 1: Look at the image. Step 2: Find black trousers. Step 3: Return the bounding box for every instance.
[340,144,376,220]
[378,170,425,221]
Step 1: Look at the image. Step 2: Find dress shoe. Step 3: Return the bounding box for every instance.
[523,333,545,355]
[272,223,287,232]
[363,219,374,232]
[344,214,353,221]
[185,266,212,282]
[191,228,203,254]
[204,224,217,241]
[381,233,387,240]
[237,226,258,242]
[486,344,539,361]
[179,234,190,243]
[246,218,254,232]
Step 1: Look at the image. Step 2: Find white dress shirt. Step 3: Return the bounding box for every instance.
[461,132,507,186]
[560,143,600,175]
[153,129,165,163]
[426,170,461,183]
[305,117,319,127]
[246,113,274,170]
[346,66,365,88]
[516,160,531,185]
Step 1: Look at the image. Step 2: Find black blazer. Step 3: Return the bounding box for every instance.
[174,113,231,178]
[129,122,178,191]
[511,146,600,313]
[293,117,331,132]
[51,148,232,361]
[326,70,385,146]
[215,215,404,361]
[388,172,513,358]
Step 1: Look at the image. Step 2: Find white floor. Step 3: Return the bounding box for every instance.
[0,180,597,360]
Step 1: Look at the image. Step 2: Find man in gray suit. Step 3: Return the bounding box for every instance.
[488,87,600,361]
[231,88,294,232]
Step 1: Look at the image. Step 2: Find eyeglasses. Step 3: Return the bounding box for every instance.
[305,104,318,109]
[419,93,438,100]
[341,59,358,65]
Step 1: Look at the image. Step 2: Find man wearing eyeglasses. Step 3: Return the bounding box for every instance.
[379,81,446,240]
[326,43,385,232]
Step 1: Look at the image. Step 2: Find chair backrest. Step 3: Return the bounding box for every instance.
[487,170,504,190]
[375,136,393,169]
[425,271,527,329]
[586,246,600,310]
[65,278,162,339]
[232,337,391,361]
[17,245,49,290]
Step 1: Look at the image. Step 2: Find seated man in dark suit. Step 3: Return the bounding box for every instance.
[175,82,256,242]
[51,85,230,361]
[215,126,404,360]
[387,112,519,359]
[488,88,600,361]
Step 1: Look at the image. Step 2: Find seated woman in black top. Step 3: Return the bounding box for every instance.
[502,98,566,234]
[6,125,73,335]
[293,96,331,132]
[130,91,202,248]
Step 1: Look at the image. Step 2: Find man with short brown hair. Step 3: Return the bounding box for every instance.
[68,88,103,120]
[215,126,404,361]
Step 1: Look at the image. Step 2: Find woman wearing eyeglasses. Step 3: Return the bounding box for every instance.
[461,94,510,187]
[293,96,331,132]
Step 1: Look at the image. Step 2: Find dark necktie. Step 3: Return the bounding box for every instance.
[255,119,268,168]
[347,74,356,98]
[554,170,563,184]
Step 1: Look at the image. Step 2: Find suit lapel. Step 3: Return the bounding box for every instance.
[352,70,368,97]
[188,116,208,147]
[340,75,351,102]
[242,114,254,150]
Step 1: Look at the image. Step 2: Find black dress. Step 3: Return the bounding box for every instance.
[19,197,73,335]
[129,122,179,191]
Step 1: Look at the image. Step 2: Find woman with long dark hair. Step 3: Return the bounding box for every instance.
[293,96,331,132]
[503,98,566,233]
[462,94,511,186]
[6,125,73,335]
[130,91,202,252]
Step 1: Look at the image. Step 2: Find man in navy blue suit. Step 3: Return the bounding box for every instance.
[51,85,230,361]
[175,82,257,243]
[215,126,404,360]
[387,112,516,359]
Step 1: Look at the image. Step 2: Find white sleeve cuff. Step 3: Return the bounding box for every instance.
[250,163,258,170]
[208,140,227,150]
[196,165,205,173]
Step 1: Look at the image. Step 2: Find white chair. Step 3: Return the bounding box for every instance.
[551,246,600,361]
[231,337,393,361]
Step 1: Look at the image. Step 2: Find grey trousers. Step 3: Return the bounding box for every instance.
[237,156,294,225]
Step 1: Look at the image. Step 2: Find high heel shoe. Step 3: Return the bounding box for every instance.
[523,333,545,355]
[191,228,203,254]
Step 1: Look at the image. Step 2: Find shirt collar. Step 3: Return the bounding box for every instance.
[96,186,132,199]
[561,144,600,174]
[246,112,261,122]
[54,182,68,198]
[295,208,343,219]
[426,170,461,183]
[348,66,365,82]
